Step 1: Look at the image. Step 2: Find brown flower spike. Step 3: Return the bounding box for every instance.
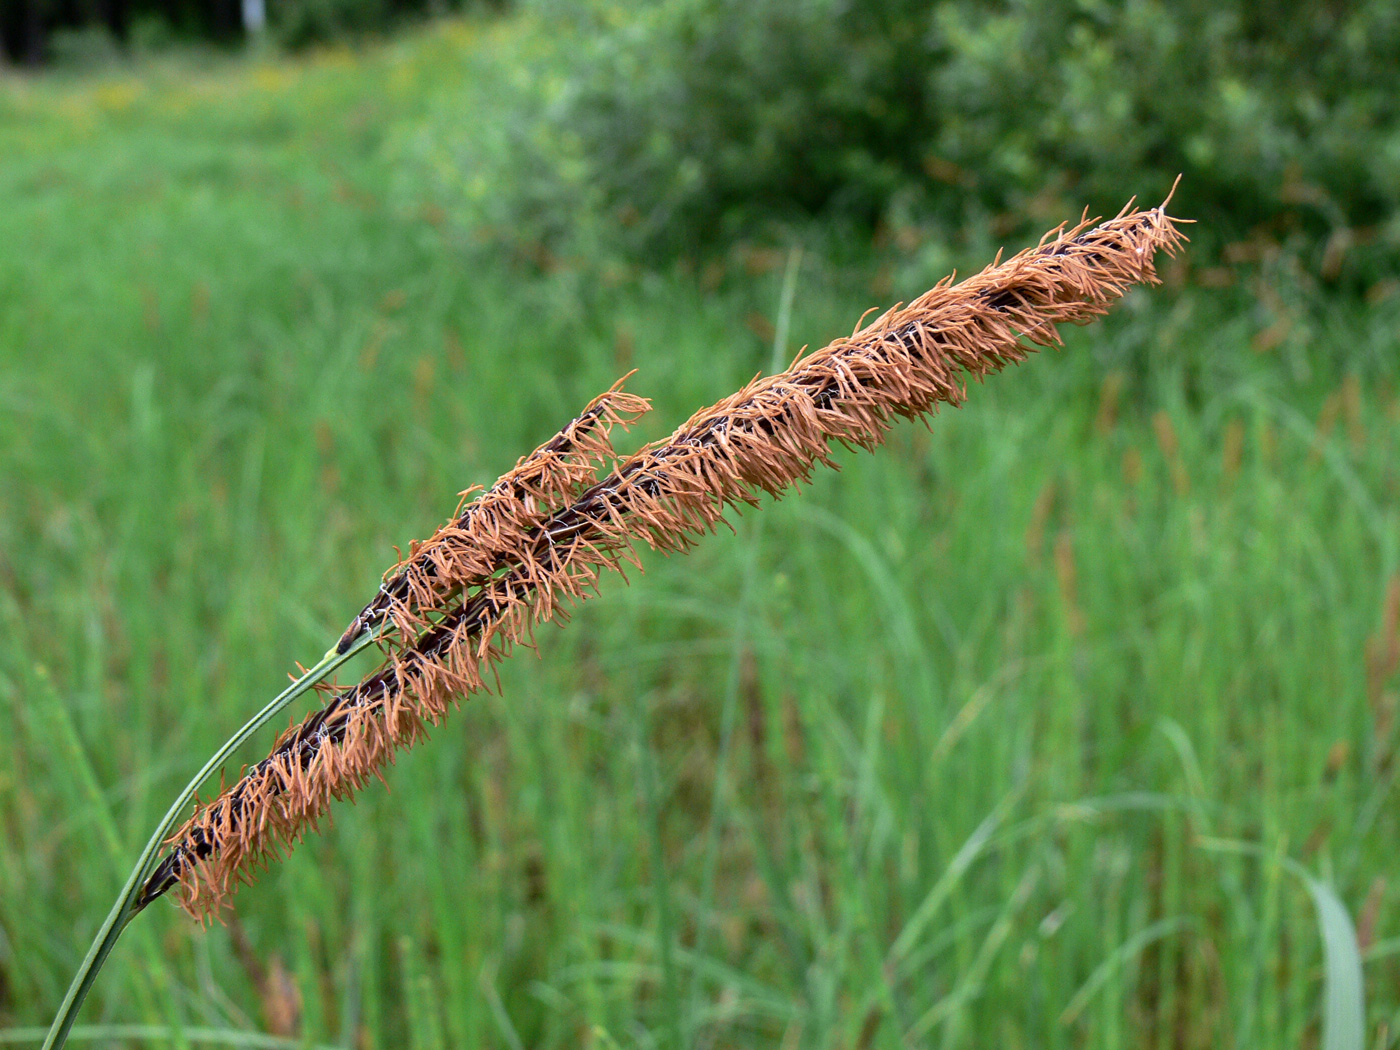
[140,197,1186,920]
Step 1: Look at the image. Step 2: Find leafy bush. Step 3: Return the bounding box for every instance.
[487,0,1400,280]
[46,24,126,67]
[271,0,507,49]
[271,0,394,48]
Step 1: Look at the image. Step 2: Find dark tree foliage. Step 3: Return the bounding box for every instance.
[0,0,500,60]
[0,0,237,60]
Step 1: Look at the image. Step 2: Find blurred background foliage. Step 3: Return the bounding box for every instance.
[474,0,1399,281]
[0,0,504,58]
[10,0,1398,288]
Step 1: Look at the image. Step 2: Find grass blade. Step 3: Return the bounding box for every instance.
[1305,877,1366,1050]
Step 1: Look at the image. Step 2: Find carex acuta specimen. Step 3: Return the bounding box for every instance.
[45,194,1185,1049]
[150,198,1188,920]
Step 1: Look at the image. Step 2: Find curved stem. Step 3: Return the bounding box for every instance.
[42,631,380,1050]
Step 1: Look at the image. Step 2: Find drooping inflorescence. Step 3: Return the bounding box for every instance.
[140,198,1186,920]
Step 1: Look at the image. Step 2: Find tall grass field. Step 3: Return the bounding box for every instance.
[2,17,1399,1049]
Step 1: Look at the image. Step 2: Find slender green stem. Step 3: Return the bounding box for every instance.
[683,246,801,1035]
[42,631,380,1050]
[633,693,681,1049]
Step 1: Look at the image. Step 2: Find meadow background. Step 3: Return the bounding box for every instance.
[2,2,1399,1047]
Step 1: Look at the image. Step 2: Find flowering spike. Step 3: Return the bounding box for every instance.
[142,200,1186,919]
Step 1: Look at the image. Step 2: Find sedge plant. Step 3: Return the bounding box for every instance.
[43,196,1186,1049]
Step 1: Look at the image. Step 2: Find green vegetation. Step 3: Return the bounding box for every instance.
[421,0,1400,277]
[2,15,1399,1049]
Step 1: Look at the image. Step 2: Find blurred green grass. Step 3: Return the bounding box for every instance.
[2,17,1399,1049]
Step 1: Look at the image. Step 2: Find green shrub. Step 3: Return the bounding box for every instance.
[271,0,508,48]
[46,24,126,67]
[488,0,1400,280]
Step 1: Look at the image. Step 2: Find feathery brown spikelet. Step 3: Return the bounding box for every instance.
[141,199,1185,920]
[335,380,652,653]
